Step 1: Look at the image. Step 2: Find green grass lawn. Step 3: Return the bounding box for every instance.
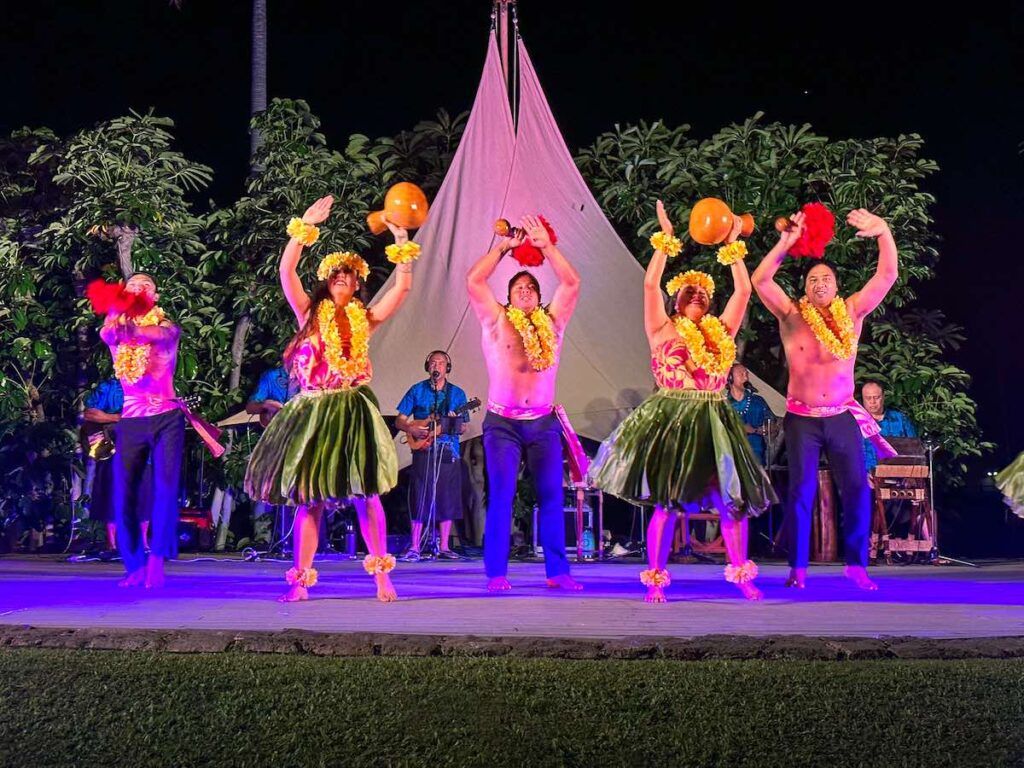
[1,649,1022,767]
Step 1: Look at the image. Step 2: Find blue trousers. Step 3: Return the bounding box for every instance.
[784,411,871,568]
[113,410,185,572]
[482,411,569,579]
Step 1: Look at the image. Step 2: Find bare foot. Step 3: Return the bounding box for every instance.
[118,568,145,588]
[144,557,165,589]
[546,574,584,591]
[375,573,398,602]
[487,576,512,592]
[844,565,879,591]
[737,582,764,601]
[784,567,807,589]
[278,585,309,602]
[644,585,667,603]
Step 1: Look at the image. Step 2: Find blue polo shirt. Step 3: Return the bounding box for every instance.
[85,379,124,414]
[249,367,295,405]
[729,390,770,465]
[863,409,917,471]
[397,380,469,457]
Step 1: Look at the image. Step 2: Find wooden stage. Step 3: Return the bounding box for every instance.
[1,556,1023,643]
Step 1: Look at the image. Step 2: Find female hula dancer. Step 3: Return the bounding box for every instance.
[591,201,775,602]
[245,195,420,602]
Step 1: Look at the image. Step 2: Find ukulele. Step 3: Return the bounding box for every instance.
[405,397,481,451]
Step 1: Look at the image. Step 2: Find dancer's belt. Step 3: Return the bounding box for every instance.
[786,396,897,459]
[486,400,553,420]
[122,394,226,458]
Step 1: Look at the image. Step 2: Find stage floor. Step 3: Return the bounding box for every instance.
[1,556,1023,641]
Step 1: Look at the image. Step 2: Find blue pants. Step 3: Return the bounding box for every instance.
[784,411,870,568]
[113,410,185,572]
[482,411,569,579]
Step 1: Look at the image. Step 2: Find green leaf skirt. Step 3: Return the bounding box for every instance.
[244,386,397,506]
[590,388,776,518]
[996,451,1024,519]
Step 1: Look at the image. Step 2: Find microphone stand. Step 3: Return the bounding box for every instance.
[924,437,976,567]
[419,374,445,560]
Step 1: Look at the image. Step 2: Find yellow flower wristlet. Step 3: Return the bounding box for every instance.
[716,240,748,266]
[287,217,320,247]
[650,231,682,258]
[384,241,421,265]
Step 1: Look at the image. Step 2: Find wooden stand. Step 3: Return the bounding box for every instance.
[811,469,838,562]
[869,464,934,563]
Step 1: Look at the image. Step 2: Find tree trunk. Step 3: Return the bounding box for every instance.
[249,0,268,166]
[111,225,138,279]
[229,312,251,393]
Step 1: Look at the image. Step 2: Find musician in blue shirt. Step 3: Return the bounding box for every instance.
[82,378,125,551]
[727,363,771,466]
[395,351,470,561]
[245,367,296,427]
[860,381,917,472]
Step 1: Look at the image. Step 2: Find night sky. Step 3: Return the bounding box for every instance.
[4,1,1022,473]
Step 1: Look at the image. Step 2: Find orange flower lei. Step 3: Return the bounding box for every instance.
[112,306,166,385]
[798,297,856,360]
[317,299,370,382]
[671,314,736,377]
[724,560,759,584]
[362,554,397,575]
[640,568,671,587]
[505,306,557,371]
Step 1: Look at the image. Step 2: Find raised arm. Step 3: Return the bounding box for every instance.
[281,196,333,326]
[720,258,753,336]
[643,200,674,340]
[751,210,805,320]
[367,221,413,329]
[519,215,579,331]
[467,230,523,327]
[846,209,898,319]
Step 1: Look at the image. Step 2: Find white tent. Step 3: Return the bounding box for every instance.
[369,33,653,467]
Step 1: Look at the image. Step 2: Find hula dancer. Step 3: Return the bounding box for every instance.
[751,207,898,590]
[591,201,774,602]
[245,196,418,602]
[996,453,1024,520]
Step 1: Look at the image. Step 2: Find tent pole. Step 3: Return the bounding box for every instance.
[498,1,510,89]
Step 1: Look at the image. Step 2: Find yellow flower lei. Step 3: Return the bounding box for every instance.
[317,299,370,381]
[362,554,397,575]
[640,568,671,587]
[112,307,167,385]
[317,251,369,282]
[798,297,856,360]
[285,567,318,588]
[724,560,759,584]
[505,306,557,371]
[716,240,748,266]
[650,231,682,258]
[384,241,421,265]
[671,314,736,377]
[665,270,715,300]
[286,217,320,246]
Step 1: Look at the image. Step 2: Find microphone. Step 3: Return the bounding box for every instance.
[430,370,441,381]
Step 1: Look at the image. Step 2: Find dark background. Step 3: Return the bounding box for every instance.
[3,1,1022,480]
